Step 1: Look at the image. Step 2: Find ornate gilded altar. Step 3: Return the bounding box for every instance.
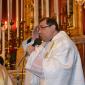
[0,0,85,84]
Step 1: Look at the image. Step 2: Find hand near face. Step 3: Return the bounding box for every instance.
[32,26,39,40]
[27,45,35,55]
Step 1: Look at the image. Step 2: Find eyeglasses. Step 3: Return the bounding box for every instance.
[38,25,51,29]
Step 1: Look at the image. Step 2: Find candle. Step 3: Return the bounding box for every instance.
[7,0,10,21]
[46,0,49,17]
[21,0,23,21]
[67,0,70,16]
[0,0,2,40]
[34,0,39,27]
[41,0,44,17]
[7,0,12,41]
[10,0,12,20]
[7,0,10,41]
[7,0,12,20]
[16,0,19,38]
[0,0,2,21]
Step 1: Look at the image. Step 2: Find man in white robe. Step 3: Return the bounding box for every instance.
[25,17,85,85]
[22,26,41,85]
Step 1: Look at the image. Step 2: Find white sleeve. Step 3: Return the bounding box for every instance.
[22,39,34,52]
[25,45,45,78]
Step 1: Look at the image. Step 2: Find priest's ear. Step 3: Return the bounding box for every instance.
[50,25,56,30]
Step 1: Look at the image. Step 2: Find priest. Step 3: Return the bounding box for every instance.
[25,17,85,85]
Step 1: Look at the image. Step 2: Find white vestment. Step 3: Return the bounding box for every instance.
[0,65,13,85]
[25,31,85,85]
[22,38,35,85]
[22,38,34,54]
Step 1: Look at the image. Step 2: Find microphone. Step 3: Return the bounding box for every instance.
[25,38,42,57]
[32,38,42,46]
[27,38,32,44]
[27,38,42,46]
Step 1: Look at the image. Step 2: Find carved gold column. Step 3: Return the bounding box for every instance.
[74,0,85,35]
[72,0,80,36]
[24,0,34,39]
[24,0,34,28]
[78,4,83,35]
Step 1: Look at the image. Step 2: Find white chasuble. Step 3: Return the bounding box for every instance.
[25,31,85,85]
[0,65,13,85]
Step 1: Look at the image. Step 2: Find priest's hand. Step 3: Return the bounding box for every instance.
[26,45,35,55]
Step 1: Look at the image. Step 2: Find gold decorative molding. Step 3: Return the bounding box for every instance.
[75,0,85,5]
[23,0,34,39]
[24,0,34,28]
[68,0,84,36]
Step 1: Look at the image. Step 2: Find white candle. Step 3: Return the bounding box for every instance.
[7,0,12,41]
[67,0,70,16]
[7,0,10,21]
[21,0,23,21]
[41,0,44,17]
[10,0,12,20]
[54,0,59,25]
[7,0,10,41]
[7,0,12,20]
[34,0,39,27]
[46,0,49,17]
[0,0,2,40]
[16,0,19,38]
[0,0,2,21]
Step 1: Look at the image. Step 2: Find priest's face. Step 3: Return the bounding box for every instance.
[38,20,57,42]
